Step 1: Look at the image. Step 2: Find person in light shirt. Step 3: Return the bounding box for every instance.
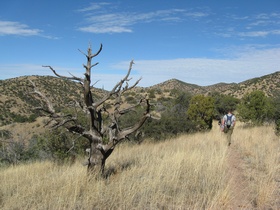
[221,110,236,146]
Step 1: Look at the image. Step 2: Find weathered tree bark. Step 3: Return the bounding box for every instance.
[29,44,152,175]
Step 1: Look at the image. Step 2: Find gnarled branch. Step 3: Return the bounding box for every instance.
[42,66,83,82]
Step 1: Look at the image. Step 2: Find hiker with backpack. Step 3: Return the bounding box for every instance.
[221,110,236,146]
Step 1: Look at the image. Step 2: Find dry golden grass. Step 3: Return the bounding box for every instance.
[233,124,280,208]
[0,123,279,210]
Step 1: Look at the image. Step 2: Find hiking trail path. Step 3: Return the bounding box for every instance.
[226,144,255,210]
[214,120,280,210]
[225,143,280,210]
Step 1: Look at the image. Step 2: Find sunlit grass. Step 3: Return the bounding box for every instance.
[0,123,278,209]
[233,124,279,208]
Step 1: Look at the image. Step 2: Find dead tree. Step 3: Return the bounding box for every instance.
[29,44,152,175]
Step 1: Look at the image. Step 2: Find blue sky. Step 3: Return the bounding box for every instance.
[1,0,280,90]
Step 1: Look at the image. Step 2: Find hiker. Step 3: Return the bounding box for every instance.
[221,110,236,146]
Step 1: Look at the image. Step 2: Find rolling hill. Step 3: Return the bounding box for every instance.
[151,71,280,98]
[0,71,279,133]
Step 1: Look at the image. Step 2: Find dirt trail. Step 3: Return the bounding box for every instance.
[226,145,255,210]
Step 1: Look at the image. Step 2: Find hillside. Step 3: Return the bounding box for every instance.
[206,71,280,98]
[153,71,280,98]
[0,71,280,128]
[0,75,107,126]
[150,78,206,95]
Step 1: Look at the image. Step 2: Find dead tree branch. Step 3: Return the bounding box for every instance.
[29,44,151,175]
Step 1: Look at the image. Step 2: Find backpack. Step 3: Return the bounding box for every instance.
[226,114,233,128]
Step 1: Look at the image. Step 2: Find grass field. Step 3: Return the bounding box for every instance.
[0,123,279,209]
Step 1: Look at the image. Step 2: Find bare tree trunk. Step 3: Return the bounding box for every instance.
[87,143,105,174]
[87,140,116,175]
[29,44,154,177]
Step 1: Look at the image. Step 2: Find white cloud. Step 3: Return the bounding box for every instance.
[79,13,134,33]
[238,30,280,37]
[184,12,208,18]
[111,47,280,87]
[0,20,42,36]
[79,25,132,34]
[77,3,208,34]
[2,48,279,90]
[218,12,280,39]
[77,2,111,12]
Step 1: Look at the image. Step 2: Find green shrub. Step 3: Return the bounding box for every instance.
[148,89,156,99]
[237,90,275,125]
[141,92,195,140]
[187,95,215,130]
[211,92,240,117]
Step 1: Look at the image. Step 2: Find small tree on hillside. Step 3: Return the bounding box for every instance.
[29,44,152,175]
[187,95,215,130]
[210,92,239,117]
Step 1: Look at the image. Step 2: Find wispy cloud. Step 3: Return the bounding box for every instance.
[0,20,42,36]
[79,13,134,33]
[249,12,280,27]
[0,20,58,39]
[217,12,280,39]
[111,47,280,87]
[1,47,280,90]
[77,3,208,34]
[238,30,280,37]
[76,2,111,12]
